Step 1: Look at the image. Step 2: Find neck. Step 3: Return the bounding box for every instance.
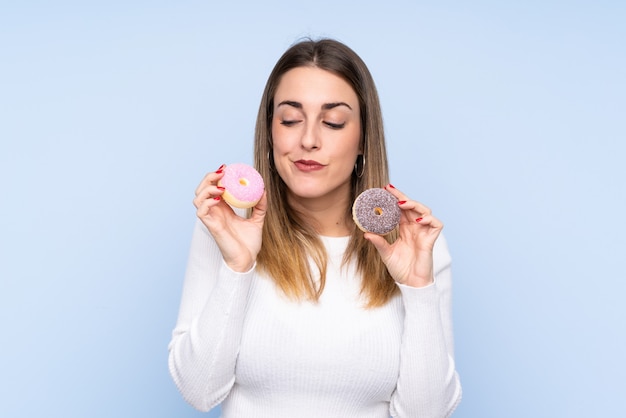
[287,187,352,237]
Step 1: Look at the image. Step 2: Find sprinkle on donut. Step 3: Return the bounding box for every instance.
[218,163,264,209]
[352,188,401,235]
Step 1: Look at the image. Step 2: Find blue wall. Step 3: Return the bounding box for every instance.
[1,1,624,417]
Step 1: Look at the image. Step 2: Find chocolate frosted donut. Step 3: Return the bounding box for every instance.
[352,188,401,235]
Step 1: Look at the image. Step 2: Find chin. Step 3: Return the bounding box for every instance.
[288,188,323,200]
[289,182,350,201]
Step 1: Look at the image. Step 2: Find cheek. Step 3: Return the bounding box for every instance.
[270,119,280,143]
[271,128,300,160]
[271,121,288,150]
[342,126,362,155]
[270,127,290,174]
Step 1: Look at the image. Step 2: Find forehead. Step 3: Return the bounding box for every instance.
[274,67,358,107]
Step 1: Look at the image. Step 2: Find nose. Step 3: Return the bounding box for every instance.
[300,123,320,151]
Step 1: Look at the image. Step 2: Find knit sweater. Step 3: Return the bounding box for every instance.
[168,219,462,417]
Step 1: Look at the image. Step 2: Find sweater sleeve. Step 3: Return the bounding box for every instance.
[167,219,254,412]
[389,233,462,418]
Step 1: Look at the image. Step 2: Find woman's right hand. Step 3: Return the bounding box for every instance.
[193,164,267,272]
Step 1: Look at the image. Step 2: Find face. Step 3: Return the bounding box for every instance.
[271,66,361,206]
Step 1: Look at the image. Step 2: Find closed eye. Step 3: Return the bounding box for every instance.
[324,121,345,129]
[280,120,302,126]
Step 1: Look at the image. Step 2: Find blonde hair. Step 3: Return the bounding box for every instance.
[253,38,398,307]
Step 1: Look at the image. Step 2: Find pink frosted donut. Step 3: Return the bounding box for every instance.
[352,188,401,235]
[217,163,264,209]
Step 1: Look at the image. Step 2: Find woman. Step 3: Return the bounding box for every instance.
[168,38,462,417]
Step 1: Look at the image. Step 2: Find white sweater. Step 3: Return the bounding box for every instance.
[168,219,462,417]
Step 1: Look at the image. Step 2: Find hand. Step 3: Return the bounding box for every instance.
[364,184,443,288]
[193,164,267,272]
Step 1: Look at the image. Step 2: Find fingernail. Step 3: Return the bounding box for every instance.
[215,169,223,174]
[397,200,406,205]
[415,217,423,223]
[214,196,221,201]
[217,164,225,170]
[387,183,395,189]
[217,186,225,191]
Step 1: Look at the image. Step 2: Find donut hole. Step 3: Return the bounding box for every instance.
[239,178,249,187]
[373,207,383,216]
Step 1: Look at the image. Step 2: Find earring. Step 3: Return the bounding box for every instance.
[354,154,365,178]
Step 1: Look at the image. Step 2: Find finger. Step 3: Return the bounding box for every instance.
[386,184,432,214]
[363,232,392,258]
[249,191,268,221]
[384,183,408,202]
[196,195,224,217]
[414,214,444,230]
[193,185,225,209]
[194,164,226,196]
[398,200,432,217]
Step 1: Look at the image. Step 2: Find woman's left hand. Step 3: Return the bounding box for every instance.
[364,184,443,288]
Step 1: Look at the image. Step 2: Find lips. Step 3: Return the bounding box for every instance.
[294,159,325,172]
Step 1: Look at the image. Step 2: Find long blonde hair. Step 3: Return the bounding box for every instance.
[253,38,398,307]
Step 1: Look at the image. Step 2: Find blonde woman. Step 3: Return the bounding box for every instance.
[168,38,462,417]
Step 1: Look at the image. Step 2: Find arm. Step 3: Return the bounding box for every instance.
[365,185,462,416]
[167,219,254,411]
[389,233,462,417]
[168,166,266,410]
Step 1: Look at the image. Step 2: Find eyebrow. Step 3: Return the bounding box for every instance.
[277,100,352,110]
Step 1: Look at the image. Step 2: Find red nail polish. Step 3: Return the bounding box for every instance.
[388,183,395,189]
[397,200,406,205]
[214,196,221,201]
[215,169,223,174]
[217,164,225,170]
[217,186,225,191]
[415,217,423,223]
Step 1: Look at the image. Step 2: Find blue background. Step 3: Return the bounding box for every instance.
[1,1,624,417]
